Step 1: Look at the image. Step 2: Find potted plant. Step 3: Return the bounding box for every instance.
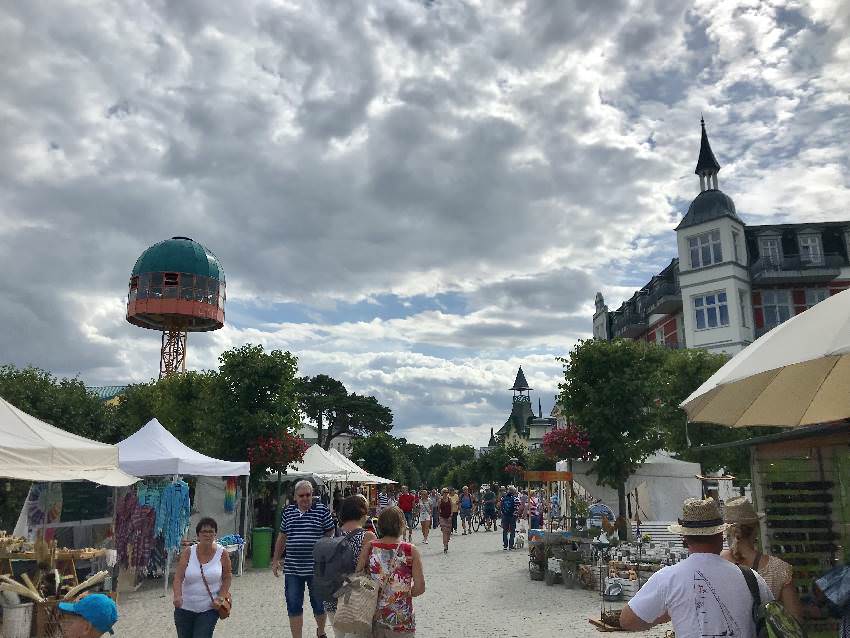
[641,533,653,548]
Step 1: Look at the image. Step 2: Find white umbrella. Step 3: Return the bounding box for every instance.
[681,288,850,428]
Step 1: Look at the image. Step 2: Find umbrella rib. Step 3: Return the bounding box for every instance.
[797,356,841,425]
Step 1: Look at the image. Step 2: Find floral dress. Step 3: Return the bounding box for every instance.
[368,542,414,633]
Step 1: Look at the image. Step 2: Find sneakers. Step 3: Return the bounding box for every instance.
[444,547,448,554]
[503,546,508,551]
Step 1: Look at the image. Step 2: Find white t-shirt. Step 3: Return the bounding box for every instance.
[627,552,773,638]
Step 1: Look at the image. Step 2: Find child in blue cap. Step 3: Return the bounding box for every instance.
[57,593,118,637]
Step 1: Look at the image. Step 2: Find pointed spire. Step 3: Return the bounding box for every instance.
[488,428,496,447]
[510,366,532,392]
[539,397,543,418]
[695,117,721,191]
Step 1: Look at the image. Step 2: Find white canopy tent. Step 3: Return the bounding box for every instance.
[117,418,251,477]
[0,396,138,486]
[326,448,396,484]
[556,451,702,522]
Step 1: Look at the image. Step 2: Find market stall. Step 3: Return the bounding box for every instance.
[116,418,251,594]
[0,396,137,636]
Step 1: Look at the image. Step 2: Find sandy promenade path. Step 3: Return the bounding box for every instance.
[117,528,670,637]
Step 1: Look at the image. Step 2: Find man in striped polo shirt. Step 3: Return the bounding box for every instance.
[376,486,389,513]
[272,480,335,638]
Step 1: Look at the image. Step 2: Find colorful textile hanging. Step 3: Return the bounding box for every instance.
[158,480,191,553]
[224,477,238,513]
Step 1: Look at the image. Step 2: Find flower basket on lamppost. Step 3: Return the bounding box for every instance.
[542,424,590,529]
[248,433,309,537]
[504,458,524,486]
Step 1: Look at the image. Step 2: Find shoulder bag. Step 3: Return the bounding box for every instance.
[199,554,232,620]
[332,543,405,636]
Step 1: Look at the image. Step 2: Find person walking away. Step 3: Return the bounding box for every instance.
[173,517,232,638]
[57,594,118,637]
[483,485,497,532]
[397,486,416,543]
[377,487,390,514]
[527,489,541,530]
[501,487,519,550]
[438,489,453,553]
[429,489,439,531]
[355,507,425,638]
[417,490,432,544]
[459,486,474,535]
[324,495,376,638]
[721,496,803,621]
[273,480,336,638]
[449,488,460,534]
[620,497,773,638]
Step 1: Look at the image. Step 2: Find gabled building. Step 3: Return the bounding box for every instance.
[594,118,850,354]
[495,367,557,450]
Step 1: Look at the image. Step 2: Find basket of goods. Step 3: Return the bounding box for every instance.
[601,609,622,628]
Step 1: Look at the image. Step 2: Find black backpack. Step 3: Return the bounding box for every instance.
[739,565,807,638]
[313,529,360,602]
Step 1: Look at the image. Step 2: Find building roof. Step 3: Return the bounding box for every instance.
[496,397,536,438]
[695,117,721,175]
[132,237,225,281]
[510,367,532,391]
[676,189,741,230]
[87,386,128,401]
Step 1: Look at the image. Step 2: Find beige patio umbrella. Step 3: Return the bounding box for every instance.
[680,288,850,428]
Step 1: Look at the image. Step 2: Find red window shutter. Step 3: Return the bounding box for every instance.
[792,290,805,306]
[754,308,764,329]
[751,291,761,306]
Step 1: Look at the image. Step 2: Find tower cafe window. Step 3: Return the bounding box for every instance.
[688,230,722,269]
[799,234,823,265]
[693,291,729,330]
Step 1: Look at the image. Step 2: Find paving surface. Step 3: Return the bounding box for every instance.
[117,528,671,637]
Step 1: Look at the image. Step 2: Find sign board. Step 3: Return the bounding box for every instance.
[521,470,573,482]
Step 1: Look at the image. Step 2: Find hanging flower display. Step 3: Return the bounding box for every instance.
[542,424,591,461]
[247,433,308,474]
[503,463,524,477]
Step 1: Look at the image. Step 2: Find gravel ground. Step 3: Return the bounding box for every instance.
[116,529,671,637]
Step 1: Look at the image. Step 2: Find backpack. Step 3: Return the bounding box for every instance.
[739,565,807,638]
[501,496,516,517]
[313,529,360,603]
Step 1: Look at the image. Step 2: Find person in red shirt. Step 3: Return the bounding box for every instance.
[397,485,417,542]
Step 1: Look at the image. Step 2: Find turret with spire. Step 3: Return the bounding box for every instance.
[695,116,721,192]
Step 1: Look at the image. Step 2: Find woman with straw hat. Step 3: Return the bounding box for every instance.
[721,496,802,621]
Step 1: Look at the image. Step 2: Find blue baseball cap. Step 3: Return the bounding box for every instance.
[58,593,118,634]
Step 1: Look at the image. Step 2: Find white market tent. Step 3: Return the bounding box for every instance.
[326,448,396,484]
[0,396,138,486]
[117,418,250,477]
[556,450,702,522]
[283,444,353,482]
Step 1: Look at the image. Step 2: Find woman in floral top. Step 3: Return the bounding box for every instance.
[356,507,425,637]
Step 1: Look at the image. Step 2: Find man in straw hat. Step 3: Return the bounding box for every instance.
[620,497,773,638]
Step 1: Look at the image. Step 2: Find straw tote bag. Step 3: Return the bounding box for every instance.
[332,545,404,636]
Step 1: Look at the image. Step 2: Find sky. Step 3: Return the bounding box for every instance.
[2,0,849,448]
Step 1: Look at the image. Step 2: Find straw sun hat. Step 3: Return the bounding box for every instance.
[667,497,730,536]
[723,496,763,526]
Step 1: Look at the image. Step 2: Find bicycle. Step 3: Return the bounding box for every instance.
[471,506,484,532]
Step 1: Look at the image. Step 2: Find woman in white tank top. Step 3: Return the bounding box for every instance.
[173,517,232,637]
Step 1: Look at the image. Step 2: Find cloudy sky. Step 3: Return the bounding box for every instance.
[2,0,849,447]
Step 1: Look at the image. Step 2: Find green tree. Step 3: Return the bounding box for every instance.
[295,374,348,449]
[559,339,668,532]
[352,433,398,480]
[657,348,777,481]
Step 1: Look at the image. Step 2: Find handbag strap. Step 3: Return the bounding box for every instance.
[198,548,218,607]
[739,564,763,631]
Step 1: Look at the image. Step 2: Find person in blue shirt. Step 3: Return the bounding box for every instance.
[272,480,335,638]
[500,486,520,550]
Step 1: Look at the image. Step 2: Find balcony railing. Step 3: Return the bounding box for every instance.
[612,310,648,338]
[646,281,682,315]
[750,253,844,283]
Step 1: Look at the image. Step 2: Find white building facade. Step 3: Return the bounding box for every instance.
[594,119,850,355]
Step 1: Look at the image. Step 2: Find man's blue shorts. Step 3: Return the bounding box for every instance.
[284,573,325,618]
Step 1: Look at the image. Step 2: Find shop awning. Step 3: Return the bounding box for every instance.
[0,396,138,486]
[325,448,396,484]
[118,418,251,476]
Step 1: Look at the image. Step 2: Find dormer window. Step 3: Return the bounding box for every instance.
[759,237,782,267]
[799,234,823,265]
[688,230,722,268]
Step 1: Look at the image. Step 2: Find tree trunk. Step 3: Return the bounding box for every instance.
[617,481,628,540]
